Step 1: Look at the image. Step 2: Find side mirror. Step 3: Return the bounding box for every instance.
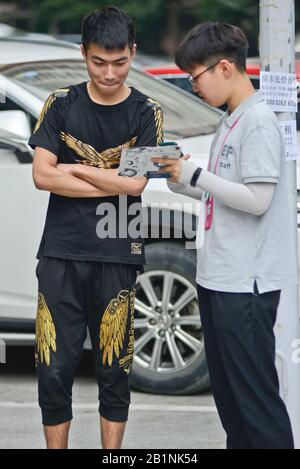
[0,110,33,154]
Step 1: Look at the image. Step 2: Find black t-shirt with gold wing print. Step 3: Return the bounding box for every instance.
[29,82,164,267]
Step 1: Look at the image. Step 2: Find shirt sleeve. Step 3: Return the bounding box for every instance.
[167,179,204,201]
[240,125,281,184]
[180,161,276,216]
[28,92,61,157]
[136,98,164,147]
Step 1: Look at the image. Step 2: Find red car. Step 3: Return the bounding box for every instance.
[144,56,300,87]
[145,57,300,127]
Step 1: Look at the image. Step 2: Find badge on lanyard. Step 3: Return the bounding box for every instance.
[205,195,214,231]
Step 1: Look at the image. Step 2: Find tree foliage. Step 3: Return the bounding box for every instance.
[1,0,300,57]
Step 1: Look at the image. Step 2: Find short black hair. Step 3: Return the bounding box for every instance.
[175,22,249,72]
[81,5,135,52]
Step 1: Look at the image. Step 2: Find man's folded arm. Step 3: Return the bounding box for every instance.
[71,165,148,197]
[33,147,116,198]
[69,99,165,197]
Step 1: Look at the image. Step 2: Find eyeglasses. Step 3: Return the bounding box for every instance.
[188,61,220,84]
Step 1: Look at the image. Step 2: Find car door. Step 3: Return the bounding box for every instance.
[0,124,48,323]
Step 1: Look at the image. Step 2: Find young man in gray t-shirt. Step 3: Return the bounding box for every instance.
[153,22,297,449]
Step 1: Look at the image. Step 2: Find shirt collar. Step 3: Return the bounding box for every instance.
[224,91,264,128]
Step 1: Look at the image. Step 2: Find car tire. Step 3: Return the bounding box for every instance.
[130,241,210,395]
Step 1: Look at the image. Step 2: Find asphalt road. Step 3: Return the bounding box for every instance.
[0,346,225,449]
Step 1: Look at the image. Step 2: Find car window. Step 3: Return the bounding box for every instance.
[164,77,194,95]
[3,60,222,139]
[153,73,300,132]
[249,76,260,90]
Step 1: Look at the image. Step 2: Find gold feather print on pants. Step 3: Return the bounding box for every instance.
[100,290,130,367]
[35,293,57,367]
[60,132,137,169]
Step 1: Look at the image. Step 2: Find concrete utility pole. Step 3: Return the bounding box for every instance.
[260,0,300,448]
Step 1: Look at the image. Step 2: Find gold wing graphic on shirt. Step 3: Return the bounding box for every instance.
[100,290,130,367]
[60,132,137,169]
[34,88,70,134]
[35,293,56,367]
[147,98,164,144]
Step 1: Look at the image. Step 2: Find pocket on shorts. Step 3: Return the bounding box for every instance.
[35,257,46,279]
[35,260,41,279]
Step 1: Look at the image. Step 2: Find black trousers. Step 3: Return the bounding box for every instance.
[35,256,137,426]
[197,283,294,449]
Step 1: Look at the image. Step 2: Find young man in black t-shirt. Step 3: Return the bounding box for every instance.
[29,6,163,449]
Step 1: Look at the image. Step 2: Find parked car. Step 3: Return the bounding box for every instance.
[0,37,225,395]
[145,64,194,95]
[145,57,300,129]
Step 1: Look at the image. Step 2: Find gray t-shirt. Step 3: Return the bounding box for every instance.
[196,92,298,294]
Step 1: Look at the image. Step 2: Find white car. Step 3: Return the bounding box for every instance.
[0,37,299,396]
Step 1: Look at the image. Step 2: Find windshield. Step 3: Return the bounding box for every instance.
[3,60,221,139]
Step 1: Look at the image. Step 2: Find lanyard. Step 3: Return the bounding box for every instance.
[208,115,242,175]
[205,115,242,231]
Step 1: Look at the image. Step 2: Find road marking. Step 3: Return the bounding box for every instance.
[0,401,217,413]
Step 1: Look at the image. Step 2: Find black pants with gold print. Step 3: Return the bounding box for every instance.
[35,256,137,426]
